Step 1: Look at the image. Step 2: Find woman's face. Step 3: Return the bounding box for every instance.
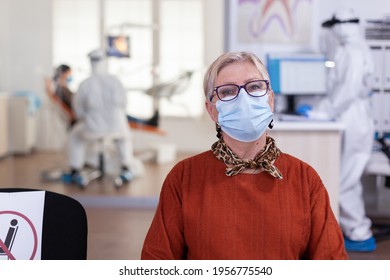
[205,61,274,123]
[332,23,359,45]
[60,70,72,82]
[60,70,72,85]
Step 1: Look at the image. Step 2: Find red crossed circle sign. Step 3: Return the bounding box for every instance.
[0,210,38,260]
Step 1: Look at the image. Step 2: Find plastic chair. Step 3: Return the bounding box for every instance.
[0,188,88,260]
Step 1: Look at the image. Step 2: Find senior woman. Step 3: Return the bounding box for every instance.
[141,51,347,260]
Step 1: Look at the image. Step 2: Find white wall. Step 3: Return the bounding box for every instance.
[154,0,226,153]
[0,0,10,92]
[0,0,52,92]
[0,0,388,153]
[0,0,56,150]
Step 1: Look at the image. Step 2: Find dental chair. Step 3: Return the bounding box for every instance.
[44,78,76,127]
[42,78,147,188]
[45,77,163,134]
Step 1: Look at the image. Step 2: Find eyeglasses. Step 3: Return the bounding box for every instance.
[211,80,269,102]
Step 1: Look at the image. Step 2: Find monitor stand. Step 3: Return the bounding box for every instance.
[284,95,297,115]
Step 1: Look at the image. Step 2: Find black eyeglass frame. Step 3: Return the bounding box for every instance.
[210,79,270,102]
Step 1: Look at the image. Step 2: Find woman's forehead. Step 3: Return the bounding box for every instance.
[216,61,263,83]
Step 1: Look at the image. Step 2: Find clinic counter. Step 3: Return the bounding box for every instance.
[272,119,344,131]
[269,118,344,218]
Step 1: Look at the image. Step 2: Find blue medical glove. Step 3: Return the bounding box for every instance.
[296,104,312,117]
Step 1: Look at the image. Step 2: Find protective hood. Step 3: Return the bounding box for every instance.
[88,49,107,74]
[323,8,361,45]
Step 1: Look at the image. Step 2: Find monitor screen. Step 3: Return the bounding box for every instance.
[266,53,328,95]
[106,35,130,58]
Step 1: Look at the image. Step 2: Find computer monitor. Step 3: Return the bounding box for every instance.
[106,35,130,58]
[266,53,328,113]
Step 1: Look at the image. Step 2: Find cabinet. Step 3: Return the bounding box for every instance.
[270,120,344,219]
[364,41,390,211]
[0,94,9,157]
[369,40,390,135]
[8,95,38,154]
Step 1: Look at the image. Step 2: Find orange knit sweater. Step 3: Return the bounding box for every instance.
[141,151,348,260]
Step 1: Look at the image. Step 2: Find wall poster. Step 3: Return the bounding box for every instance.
[230,0,313,45]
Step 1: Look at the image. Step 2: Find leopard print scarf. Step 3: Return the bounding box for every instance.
[211,135,283,179]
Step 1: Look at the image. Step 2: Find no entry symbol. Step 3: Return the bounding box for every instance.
[0,211,38,260]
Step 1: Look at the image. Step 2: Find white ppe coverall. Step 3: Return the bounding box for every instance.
[68,54,133,171]
[316,12,374,241]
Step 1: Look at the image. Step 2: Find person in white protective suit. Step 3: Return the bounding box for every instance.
[306,8,376,252]
[67,49,135,185]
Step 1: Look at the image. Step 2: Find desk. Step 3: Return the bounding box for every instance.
[269,119,344,218]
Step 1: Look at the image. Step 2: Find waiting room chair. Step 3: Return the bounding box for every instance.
[0,188,88,260]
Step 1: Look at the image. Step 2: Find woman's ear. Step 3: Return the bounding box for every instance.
[205,101,218,123]
[268,90,275,112]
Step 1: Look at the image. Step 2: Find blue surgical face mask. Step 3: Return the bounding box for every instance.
[67,76,73,84]
[216,88,273,142]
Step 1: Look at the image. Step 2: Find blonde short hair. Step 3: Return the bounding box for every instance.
[203,51,270,101]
